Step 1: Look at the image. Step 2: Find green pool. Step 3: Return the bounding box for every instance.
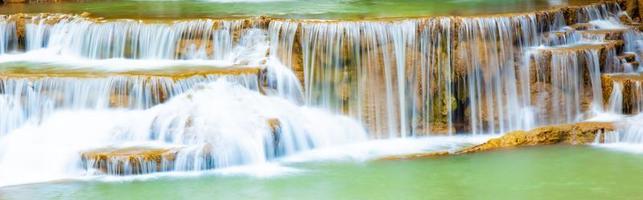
[1,146,640,200]
[0,0,600,19]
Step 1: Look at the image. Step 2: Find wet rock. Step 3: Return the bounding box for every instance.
[617,52,638,62]
[601,73,643,114]
[80,147,180,175]
[457,122,615,153]
[381,122,615,161]
[623,0,642,20]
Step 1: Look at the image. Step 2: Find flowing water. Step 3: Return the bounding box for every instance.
[0,0,642,196]
[0,0,602,19]
[0,146,642,200]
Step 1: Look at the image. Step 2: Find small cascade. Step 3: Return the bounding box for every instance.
[602,73,643,115]
[529,46,606,123]
[24,17,247,60]
[0,74,260,135]
[0,19,17,54]
[576,3,620,23]
[595,114,643,147]
[0,79,367,184]
[617,113,643,143]
[607,82,624,114]
[457,15,540,135]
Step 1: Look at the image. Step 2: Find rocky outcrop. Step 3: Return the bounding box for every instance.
[457,122,615,153]
[380,122,616,160]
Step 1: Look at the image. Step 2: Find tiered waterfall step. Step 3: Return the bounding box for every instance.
[617,52,640,70]
[81,147,182,175]
[578,28,632,41]
[530,40,624,75]
[0,67,264,108]
[80,119,281,175]
[601,72,643,114]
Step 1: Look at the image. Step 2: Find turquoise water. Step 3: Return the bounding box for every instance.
[1,146,641,200]
[0,0,599,19]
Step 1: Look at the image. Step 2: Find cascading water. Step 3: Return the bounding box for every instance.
[0,74,259,135]
[24,17,245,60]
[0,0,642,187]
[528,47,606,123]
[0,19,16,54]
[608,82,625,114]
[594,113,643,153]
[0,79,367,186]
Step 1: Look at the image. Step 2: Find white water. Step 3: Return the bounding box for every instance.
[603,74,643,115]
[594,113,643,153]
[0,75,259,135]
[0,19,16,54]
[0,1,642,187]
[0,79,367,186]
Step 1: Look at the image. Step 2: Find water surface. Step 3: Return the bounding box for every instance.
[0,0,601,19]
[1,146,641,200]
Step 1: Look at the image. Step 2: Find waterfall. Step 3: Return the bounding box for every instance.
[294,20,426,137]
[604,76,643,115]
[0,74,259,135]
[617,114,643,143]
[608,82,624,114]
[0,19,17,54]
[0,2,634,137]
[0,79,367,185]
[0,0,641,186]
[24,17,246,60]
[596,114,643,152]
[458,15,540,134]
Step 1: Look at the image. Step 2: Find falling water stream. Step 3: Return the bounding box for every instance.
[0,0,641,194]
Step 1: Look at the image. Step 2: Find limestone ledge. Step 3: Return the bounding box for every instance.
[0,66,263,80]
[380,121,615,160]
[80,147,181,175]
[81,119,281,175]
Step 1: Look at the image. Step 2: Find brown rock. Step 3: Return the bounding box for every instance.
[81,147,180,175]
[457,122,615,154]
[601,73,643,114]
